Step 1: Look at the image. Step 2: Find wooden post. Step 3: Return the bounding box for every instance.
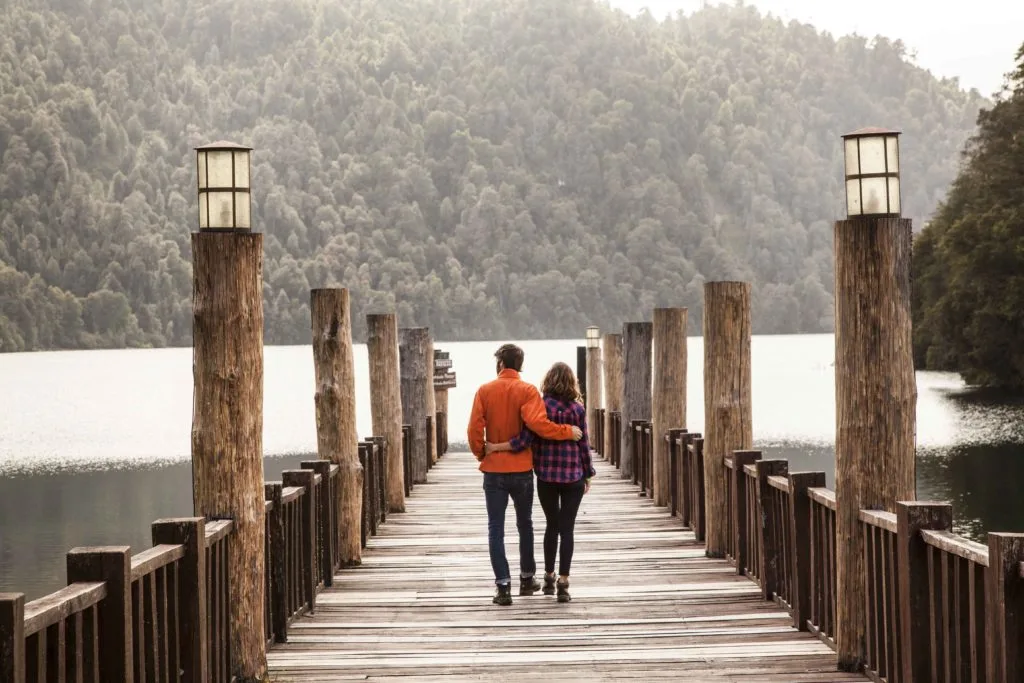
[264,483,287,643]
[311,288,362,567]
[367,313,405,513]
[603,333,623,470]
[435,389,449,456]
[301,460,335,587]
[731,450,761,573]
[191,231,266,680]
[282,470,317,613]
[401,424,413,497]
[703,281,752,559]
[895,502,953,682]
[652,307,687,507]
[152,518,207,683]
[756,459,789,600]
[400,328,431,483]
[834,217,916,671]
[0,593,25,683]
[621,322,652,480]
[425,338,438,467]
[788,471,826,632]
[577,346,588,406]
[66,547,132,682]
[986,533,1024,683]
[585,341,603,453]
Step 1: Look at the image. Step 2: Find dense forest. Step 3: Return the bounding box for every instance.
[0,0,988,350]
[912,47,1024,390]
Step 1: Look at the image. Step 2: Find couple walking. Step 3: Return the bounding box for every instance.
[467,343,595,606]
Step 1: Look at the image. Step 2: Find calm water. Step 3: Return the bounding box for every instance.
[3,334,1024,599]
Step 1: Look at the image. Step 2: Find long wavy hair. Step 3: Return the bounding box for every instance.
[541,362,583,405]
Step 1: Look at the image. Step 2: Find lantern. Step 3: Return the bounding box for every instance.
[196,141,252,231]
[842,127,901,218]
[586,326,600,349]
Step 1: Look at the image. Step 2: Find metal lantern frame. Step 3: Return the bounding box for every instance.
[586,326,601,349]
[842,127,901,219]
[196,141,253,231]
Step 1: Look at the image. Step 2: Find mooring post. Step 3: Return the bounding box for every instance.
[425,336,438,467]
[190,141,266,679]
[621,322,653,481]
[311,289,363,566]
[703,281,752,559]
[367,313,405,513]
[834,128,916,672]
[652,307,688,507]
[603,333,623,469]
[585,327,603,455]
[0,593,25,683]
[400,328,431,484]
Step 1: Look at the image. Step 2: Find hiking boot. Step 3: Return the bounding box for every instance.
[556,578,571,603]
[493,584,512,606]
[519,575,541,596]
[543,573,556,596]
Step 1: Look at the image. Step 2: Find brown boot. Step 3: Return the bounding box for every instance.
[556,578,571,603]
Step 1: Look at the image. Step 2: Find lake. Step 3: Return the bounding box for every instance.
[3,334,1024,599]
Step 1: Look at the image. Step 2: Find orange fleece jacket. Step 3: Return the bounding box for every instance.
[467,369,575,473]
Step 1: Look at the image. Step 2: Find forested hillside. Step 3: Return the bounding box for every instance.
[0,0,987,350]
[913,47,1024,390]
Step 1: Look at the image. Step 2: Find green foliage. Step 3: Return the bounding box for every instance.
[0,0,986,350]
[913,45,1024,390]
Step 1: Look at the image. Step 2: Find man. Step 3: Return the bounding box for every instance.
[467,343,583,606]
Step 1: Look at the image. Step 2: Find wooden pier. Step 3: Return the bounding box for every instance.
[266,454,860,681]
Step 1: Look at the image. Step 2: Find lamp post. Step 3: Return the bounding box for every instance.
[191,141,267,679]
[834,127,915,672]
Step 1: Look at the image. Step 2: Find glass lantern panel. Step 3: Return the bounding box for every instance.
[234,151,250,189]
[860,176,888,215]
[846,179,861,216]
[207,151,234,188]
[198,192,209,228]
[207,191,235,228]
[234,191,251,229]
[888,177,901,215]
[844,138,860,176]
[858,136,886,175]
[885,136,899,173]
[197,151,208,189]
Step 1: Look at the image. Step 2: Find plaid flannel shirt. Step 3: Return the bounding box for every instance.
[509,395,595,484]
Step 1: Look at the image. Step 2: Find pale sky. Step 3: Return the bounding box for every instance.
[609,0,1021,96]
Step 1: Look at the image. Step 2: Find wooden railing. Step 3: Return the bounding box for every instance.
[607,411,621,468]
[593,408,605,457]
[1,434,411,682]
[628,429,1024,683]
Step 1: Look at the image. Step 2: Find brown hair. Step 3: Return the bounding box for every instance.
[494,343,524,372]
[541,362,582,405]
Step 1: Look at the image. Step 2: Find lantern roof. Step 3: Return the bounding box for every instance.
[195,141,252,151]
[842,127,901,139]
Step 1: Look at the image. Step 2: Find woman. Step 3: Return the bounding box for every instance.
[485,362,595,602]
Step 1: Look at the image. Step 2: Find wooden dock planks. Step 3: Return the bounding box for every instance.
[268,454,865,681]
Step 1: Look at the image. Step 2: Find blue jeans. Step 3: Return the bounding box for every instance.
[483,471,536,585]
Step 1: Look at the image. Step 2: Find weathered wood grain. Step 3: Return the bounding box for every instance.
[652,307,687,507]
[621,323,653,480]
[833,217,916,672]
[703,281,752,559]
[367,313,405,513]
[603,333,623,468]
[312,289,363,567]
[399,328,430,484]
[191,232,266,680]
[267,455,862,681]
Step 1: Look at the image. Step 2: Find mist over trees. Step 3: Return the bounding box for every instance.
[912,46,1024,390]
[0,0,986,351]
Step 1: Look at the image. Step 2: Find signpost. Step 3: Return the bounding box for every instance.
[433,350,456,454]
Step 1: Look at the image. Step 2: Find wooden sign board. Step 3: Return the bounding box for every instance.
[434,371,457,390]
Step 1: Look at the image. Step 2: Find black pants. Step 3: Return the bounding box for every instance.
[536,478,586,576]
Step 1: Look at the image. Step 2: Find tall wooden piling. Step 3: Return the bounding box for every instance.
[400,328,431,484]
[834,216,916,671]
[191,231,266,679]
[312,289,363,565]
[586,335,604,448]
[703,282,752,559]
[621,322,653,480]
[367,313,405,513]
[652,307,688,507]
[603,333,624,466]
[435,387,449,455]
[426,338,438,466]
